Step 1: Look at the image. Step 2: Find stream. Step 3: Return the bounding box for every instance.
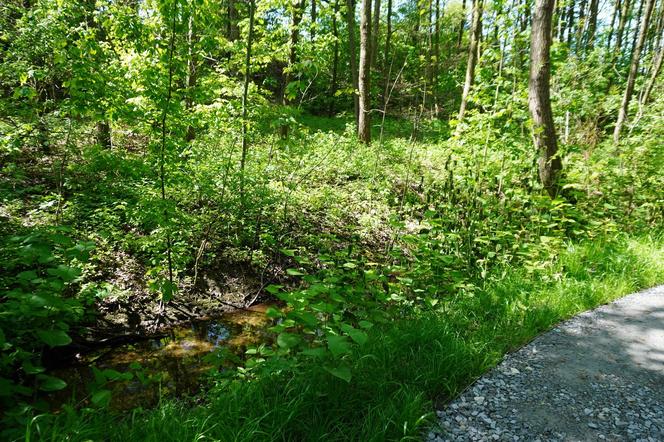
[46,304,273,410]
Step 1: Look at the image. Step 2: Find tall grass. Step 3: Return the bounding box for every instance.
[31,234,663,441]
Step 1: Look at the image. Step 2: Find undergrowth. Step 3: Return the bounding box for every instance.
[28,234,664,441]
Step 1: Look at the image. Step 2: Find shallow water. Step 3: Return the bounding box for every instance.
[47,304,273,410]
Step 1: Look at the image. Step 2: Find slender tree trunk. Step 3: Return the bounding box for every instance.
[607,0,621,53]
[382,0,393,107]
[529,0,561,197]
[426,0,434,93]
[628,0,645,60]
[613,0,656,142]
[185,7,197,142]
[458,0,483,123]
[434,0,441,114]
[358,0,372,143]
[371,0,381,66]
[240,0,255,189]
[85,0,112,148]
[228,0,239,41]
[575,0,588,50]
[330,0,340,114]
[311,0,317,40]
[96,121,112,149]
[458,0,467,47]
[566,0,575,46]
[639,41,664,106]
[347,0,359,123]
[586,0,599,48]
[280,0,305,139]
[615,0,633,56]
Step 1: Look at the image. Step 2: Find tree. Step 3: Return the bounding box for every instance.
[458,0,483,123]
[346,0,359,123]
[240,0,256,196]
[586,0,599,48]
[329,0,341,114]
[613,0,656,142]
[358,0,372,143]
[371,0,381,65]
[529,0,561,197]
[280,0,306,139]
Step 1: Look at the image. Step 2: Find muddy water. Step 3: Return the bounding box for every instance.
[48,304,273,410]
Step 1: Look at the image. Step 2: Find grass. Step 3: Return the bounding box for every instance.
[29,233,664,441]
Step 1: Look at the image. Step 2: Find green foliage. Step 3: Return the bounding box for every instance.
[0,229,94,433]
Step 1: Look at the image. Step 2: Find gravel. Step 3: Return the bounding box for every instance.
[428,285,664,442]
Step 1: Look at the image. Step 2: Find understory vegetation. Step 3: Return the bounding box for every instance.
[1,0,663,440]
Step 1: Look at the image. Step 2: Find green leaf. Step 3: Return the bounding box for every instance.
[36,329,72,347]
[341,324,368,346]
[22,359,45,375]
[301,347,328,358]
[286,268,305,276]
[37,375,67,392]
[291,311,319,328]
[46,265,81,282]
[279,248,296,257]
[326,334,351,357]
[91,389,112,407]
[358,320,374,329]
[265,307,284,318]
[324,364,352,383]
[277,332,301,349]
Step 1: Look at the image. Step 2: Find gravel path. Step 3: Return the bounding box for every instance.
[428,285,664,442]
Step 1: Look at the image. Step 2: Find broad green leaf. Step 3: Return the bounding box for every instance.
[286,268,305,276]
[37,375,67,391]
[46,265,81,282]
[36,329,72,347]
[326,334,351,357]
[301,347,327,358]
[324,364,352,383]
[277,332,301,349]
[91,389,112,407]
[341,324,368,346]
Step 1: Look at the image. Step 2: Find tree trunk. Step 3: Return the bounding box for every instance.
[185,7,197,142]
[358,0,372,143]
[311,0,317,40]
[346,0,359,123]
[639,41,663,106]
[228,0,239,42]
[382,0,393,107]
[96,121,112,149]
[458,0,483,123]
[280,0,305,139]
[371,0,381,66]
[330,0,340,114]
[565,0,575,46]
[628,0,645,60]
[529,0,561,197]
[575,0,588,50]
[458,0,467,47]
[613,0,656,142]
[615,0,633,56]
[586,0,599,48]
[240,0,255,185]
[433,0,441,113]
[607,0,621,53]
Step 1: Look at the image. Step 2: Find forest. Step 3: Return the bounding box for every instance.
[0,0,663,439]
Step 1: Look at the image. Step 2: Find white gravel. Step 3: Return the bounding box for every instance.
[428,285,664,442]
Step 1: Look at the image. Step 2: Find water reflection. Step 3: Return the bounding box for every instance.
[48,304,273,410]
